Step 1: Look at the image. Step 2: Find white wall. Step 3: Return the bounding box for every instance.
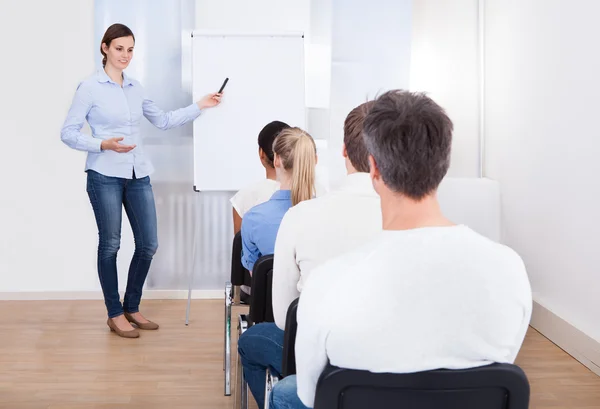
[0,0,99,292]
[410,0,481,178]
[0,0,488,296]
[328,0,413,187]
[484,0,600,342]
[195,0,310,33]
[195,0,330,129]
[0,0,317,296]
[0,0,333,296]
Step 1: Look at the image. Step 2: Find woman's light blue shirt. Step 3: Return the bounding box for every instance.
[61,69,201,179]
[241,190,293,272]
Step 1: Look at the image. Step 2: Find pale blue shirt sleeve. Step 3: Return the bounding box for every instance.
[60,81,103,153]
[142,87,202,130]
[241,211,260,272]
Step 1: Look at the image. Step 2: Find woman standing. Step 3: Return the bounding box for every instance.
[61,23,222,338]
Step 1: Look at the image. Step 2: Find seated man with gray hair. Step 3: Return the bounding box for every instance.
[269,90,533,409]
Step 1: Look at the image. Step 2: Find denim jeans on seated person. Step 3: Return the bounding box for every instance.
[237,322,285,408]
[269,375,310,409]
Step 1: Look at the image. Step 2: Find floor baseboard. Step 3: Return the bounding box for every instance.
[531,299,600,376]
[0,289,224,301]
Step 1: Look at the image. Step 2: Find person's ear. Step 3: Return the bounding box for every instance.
[342,144,348,159]
[368,155,380,181]
[102,43,109,54]
[368,155,383,194]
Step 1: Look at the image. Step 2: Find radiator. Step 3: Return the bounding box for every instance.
[148,186,234,291]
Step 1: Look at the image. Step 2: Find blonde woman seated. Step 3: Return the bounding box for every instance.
[231,122,327,235]
[231,121,290,234]
[240,127,318,274]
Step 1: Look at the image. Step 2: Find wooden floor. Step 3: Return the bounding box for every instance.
[0,300,598,409]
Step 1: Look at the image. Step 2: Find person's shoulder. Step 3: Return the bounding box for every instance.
[461,228,531,304]
[292,185,379,222]
[244,199,273,222]
[237,179,278,199]
[277,199,314,235]
[292,184,355,214]
[232,179,278,214]
[289,194,325,217]
[460,227,515,254]
[280,194,332,234]
[243,204,261,221]
[459,227,527,273]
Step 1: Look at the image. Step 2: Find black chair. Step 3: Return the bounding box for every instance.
[259,298,300,409]
[224,232,251,396]
[236,254,275,409]
[248,255,275,323]
[281,298,300,377]
[313,363,530,409]
[231,231,253,295]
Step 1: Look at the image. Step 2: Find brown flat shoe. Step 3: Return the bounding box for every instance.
[107,318,140,338]
[124,312,159,330]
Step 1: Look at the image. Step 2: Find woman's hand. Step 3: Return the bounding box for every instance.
[101,137,136,153]
[197,93,222,110]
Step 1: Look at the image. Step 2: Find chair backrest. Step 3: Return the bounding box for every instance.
[314,363,530,409]
[249,255,275,323]
[281,298,300,377]
[230,232,244,285]
[231,231,252,286]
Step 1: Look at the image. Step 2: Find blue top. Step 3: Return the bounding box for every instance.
[60,69,202,179]
[241,190,293,271]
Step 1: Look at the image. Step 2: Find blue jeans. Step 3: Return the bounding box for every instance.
[86,170,158,318]
[270,375,310,409]
[237,323,284,408]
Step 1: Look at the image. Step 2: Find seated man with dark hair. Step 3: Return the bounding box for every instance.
[269,90,533,409]
[237,101,382,409]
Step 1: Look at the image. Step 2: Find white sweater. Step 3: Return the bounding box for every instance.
[295,225,532,408]
[272,173,381,329]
